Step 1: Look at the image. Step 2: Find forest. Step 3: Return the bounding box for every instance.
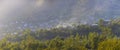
[0,19,120,50]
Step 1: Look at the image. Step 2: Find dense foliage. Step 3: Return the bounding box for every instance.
[0,19,120,50]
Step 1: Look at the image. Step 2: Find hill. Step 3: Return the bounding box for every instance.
[0,19,119,50]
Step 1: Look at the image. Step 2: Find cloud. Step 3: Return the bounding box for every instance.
[0,0,45,23]
[0,0,120,32]
[63,0,120,24]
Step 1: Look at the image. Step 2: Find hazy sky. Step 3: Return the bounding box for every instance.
[0,0,120,33]
[0,0,44,19]
[0,0,120,23]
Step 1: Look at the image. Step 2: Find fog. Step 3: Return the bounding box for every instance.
[0,0,120,33]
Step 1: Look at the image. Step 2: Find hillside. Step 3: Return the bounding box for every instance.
[0,0,120,50]
[0,20,120,50]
